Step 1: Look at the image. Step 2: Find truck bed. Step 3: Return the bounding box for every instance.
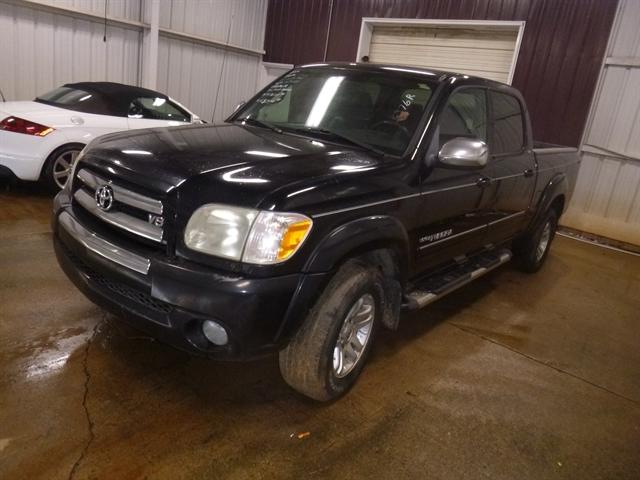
[532,142,581,212]
[533,141,578,153]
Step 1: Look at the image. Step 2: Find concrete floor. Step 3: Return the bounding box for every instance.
[1,182,639,480]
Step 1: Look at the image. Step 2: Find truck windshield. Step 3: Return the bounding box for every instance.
[235,68,436,156]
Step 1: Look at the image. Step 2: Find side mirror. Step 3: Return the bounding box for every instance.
[234,101,246,113]
[438,137,488,169]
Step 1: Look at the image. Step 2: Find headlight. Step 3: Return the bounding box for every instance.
[243,211,313,264]
[184,205,257,260]
[184,204,312,264]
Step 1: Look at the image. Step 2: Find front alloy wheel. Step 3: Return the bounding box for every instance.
[333,293,375,378]
[279,260,383,401]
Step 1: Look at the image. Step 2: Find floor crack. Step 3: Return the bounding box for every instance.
[68,317,101,480]
[449,322,640,408]
[104,314,156,343]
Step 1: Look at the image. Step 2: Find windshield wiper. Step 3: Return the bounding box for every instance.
[288,126,387,156]
[235,117,283,134]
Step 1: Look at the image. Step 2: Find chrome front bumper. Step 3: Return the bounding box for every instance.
[58,211,151,275]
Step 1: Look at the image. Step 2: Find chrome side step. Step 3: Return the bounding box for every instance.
[404,249,512,310]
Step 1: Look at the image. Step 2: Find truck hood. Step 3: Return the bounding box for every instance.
[85,123,390,210]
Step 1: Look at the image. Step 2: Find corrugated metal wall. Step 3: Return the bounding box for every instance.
[0,0,267,122]
[157,0,266,52]
[54,0,141,20]
[264,0,332,66]
[0,1,141,100]
[152,0,268,121]
[157,38,263,122]
[562,0,640,246]
[263,0,618,148]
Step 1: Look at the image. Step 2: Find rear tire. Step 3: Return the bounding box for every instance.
[513,208,558,273]
[279,259,384,401]
[41,144,84,193]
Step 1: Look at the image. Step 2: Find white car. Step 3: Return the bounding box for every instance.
[0,82,201,191]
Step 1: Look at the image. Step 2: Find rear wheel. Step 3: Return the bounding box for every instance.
[41,144,83,192]
[279,259,383,401]
[513,208,558,273]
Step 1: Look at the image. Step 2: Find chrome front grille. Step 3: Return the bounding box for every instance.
[74,169,164,243]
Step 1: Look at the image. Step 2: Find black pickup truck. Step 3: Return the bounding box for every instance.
[53,63,579,401]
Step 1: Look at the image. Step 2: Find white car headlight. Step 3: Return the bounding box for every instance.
[184,204,312,264]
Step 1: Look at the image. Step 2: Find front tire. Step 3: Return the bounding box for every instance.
[41,144,84,192]
[279,259,384,401]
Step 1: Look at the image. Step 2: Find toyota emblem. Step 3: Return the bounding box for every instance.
[95,184,114,211]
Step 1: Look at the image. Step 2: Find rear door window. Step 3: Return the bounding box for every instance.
[489,91,525,155]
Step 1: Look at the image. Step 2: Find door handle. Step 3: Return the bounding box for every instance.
[523,169,534,178]
[475,176,492,188]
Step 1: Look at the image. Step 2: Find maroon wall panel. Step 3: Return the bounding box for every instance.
[263,0,333,65]
[263,0,618,147]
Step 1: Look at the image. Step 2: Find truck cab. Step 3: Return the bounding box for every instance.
[52,63,580,401]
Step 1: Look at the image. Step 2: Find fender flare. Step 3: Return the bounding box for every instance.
[303,215,410,277]
[529,172,568,231]
[276,215,409,342]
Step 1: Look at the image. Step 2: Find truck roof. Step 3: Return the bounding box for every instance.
[298,62,510,89]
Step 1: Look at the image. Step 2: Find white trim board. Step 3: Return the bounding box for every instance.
[356,18,525,84]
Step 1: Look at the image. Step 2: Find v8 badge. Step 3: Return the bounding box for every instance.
[148,214,165,227]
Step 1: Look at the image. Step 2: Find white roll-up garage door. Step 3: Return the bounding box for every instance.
[362,21,523,84]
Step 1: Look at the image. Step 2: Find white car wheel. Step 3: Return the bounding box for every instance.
[42,144,84,192]
[52,149,80,190]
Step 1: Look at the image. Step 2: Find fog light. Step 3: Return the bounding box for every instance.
[202,320,228,346]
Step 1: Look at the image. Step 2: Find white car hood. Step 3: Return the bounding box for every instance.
[0,101,82,127]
